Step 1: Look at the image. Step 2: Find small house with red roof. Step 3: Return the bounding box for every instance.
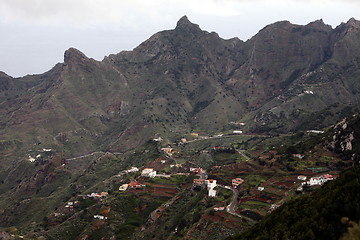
[128,181,144,189]
[232,178,244,188]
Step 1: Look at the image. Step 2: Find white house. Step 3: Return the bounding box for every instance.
[233,130,243,134]
[257,186,265,191]
[94,215,107,220]
[205,179,217,197]
[208,189,216,197]
[126,167,139,173]
[297,175,307,181]
[149,171,157,178]
[309,176,325,186]
[153,137,163,142]
[141,168,155,177]
[205,179,217,190]
[119,184,129,191]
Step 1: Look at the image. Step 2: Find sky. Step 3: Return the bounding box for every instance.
[0,0,359,77]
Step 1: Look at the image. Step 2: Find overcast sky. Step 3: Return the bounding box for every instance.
[0,0,359,77]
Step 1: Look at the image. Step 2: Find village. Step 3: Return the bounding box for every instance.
[48,131,337,227]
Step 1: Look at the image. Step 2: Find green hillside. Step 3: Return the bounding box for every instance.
[229,165,360,240]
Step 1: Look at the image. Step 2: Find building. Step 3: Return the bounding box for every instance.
[94,215,107,220]
[100,192,109,197]
[128,181,144,189]
[149,171,157,178]
[232,178,244,188]
[193,178,206,188]
[190,133,199,137]
[153,137,163,142]
[161,147,173,155]
[119,184,129,191]
[190,167,205,175]
[308,176,325,186]
[257,186,264,191]
[297,175,307,181]
[142,168,155,177]
[293,154,305,159]
[126,167,139,173]
[205,179,217,190]
[208,188,216,197]
[233,130,243,134]
[213,206,225,211]
[323,174,334,181]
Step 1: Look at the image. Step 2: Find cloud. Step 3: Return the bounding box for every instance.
[0,0,358,28]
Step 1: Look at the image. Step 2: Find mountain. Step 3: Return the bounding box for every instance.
[1,16,360,238]
[1,17,360,164]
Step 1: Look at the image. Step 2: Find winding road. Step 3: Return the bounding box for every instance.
[218,185,256,223]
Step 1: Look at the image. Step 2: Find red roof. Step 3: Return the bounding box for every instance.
[323,174,333,179]
[128,181,141,187]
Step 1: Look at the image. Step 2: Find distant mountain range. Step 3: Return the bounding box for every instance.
[1,16,360,166]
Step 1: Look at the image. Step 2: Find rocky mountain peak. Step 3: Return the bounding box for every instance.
[175,15,202,33]
[306,19,333,32]
[346,17,360,29]
[0,71,11,79]
[64,47,88,64]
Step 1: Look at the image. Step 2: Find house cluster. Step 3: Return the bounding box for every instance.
[65,201,79,209]
[28,154,41,162]
[308,174,334,186]
[298,174,334,189]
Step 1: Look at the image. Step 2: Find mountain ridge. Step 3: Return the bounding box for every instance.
[1,16,360,164]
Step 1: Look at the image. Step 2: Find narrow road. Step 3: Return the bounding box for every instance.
[218,185,256,223]
[226,187,239,214]
[236,150,251,161]
[65,151,104,161]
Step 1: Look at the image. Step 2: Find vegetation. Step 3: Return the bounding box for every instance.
[230,166,360,240]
